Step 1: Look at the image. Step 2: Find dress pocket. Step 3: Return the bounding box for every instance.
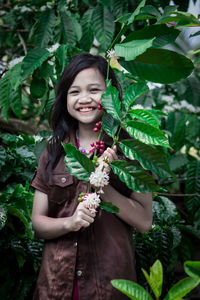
[49,173,74,204]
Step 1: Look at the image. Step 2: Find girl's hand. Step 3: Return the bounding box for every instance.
[97,145,118,173]
[69,201,96,232]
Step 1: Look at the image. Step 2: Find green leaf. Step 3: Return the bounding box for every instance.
[119,140,172,178]
[115,38,155,61]
[101,83,121,120]
[110,160,160,192]
[62,143,95,181]
[99,201,119,214]
[93,5,115,50]
[111,279,153,300]
[80,8,94,51]
[142,260,163,298]
[21,48,50,79]
[164,277,200,300]
[184,261,200,279]
[10,62,22,90]
[169,153,188,172]
[0,71,11,120]
[123,82,149,112]
[102,113,120,138]
[10,88,22,119]
[120,48,194,84]
[127,0,147,25]
[125,120,171,148]
[7,207,33,238]
[60,11,77,46]
[0,205,7,231]
[55,44,68,77]
[36,9,56,48]
[129,109,159,128]
[123,24,180,48]
[30,77,46,98]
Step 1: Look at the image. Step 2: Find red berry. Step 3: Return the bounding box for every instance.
[96,145,100,149]
[93,127,99,132]
[90,142,95,147]
[96,141,100,145]
[99,149,104,154]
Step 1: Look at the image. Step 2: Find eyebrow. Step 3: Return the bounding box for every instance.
[69,83,103,89]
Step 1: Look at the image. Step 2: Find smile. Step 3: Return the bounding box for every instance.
[78,107,95,112]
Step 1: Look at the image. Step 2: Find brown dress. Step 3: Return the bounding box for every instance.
[31,133,136,300]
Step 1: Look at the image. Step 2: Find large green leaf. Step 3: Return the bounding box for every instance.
[10,88,22,119]
[127,0,146,25]
[10,62,22,90]
[111,279,153,300]
[123,24,180,48]
[21,48,50,79]
[55,44,68,77]
[102,113,120,138]
[120,48,194,84]
[0,71,11,121]
[164,277,200,300]
[80,8,94,51]
[123,82,149,112]
[93,5,115,50]
[184,261,200,279]
[62,143,95,181]
[142,260,163,299]
[115,38,155,61]
[110,160,160,192]
[99,201,119,214]
[36,9,56,48]
[128,109,159,128]
[60,11,77,46]
[101,83,121,120]
[125,120,171,148]
[119,139,172,178]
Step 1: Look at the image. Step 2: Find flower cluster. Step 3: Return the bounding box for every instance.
[89,168,109,193]
[79,192,101,213]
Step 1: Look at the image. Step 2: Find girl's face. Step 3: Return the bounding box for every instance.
[67,67,106,126]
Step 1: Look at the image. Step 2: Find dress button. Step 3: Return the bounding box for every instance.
[77,270,82,277]
[74,242,78,247]
[61,177,67,183]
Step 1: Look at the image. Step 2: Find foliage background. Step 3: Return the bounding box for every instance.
[0,0,200,299]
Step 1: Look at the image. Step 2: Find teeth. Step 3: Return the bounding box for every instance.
[79,107,93,112]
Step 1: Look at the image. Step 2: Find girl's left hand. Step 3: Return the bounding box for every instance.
[97,145,118,173]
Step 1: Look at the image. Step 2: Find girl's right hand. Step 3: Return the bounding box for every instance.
[69,201,96,232]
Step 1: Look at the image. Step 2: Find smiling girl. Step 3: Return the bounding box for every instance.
[31,53,152,300]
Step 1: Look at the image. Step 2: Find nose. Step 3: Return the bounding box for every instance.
[78,92,92,103]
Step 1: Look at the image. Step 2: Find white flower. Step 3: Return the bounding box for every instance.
[131,104,143,110]
[162,95,174,105]
[83,193,101,213]
[107,49,119,59]
[47,43,60,53]
[8,56,24,69]
[89,169,109,191]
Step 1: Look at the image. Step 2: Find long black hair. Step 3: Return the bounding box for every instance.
[46,52,122,179]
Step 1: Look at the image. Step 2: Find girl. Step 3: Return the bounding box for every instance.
[31,53,152,300]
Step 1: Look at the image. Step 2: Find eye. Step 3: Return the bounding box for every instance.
[90,88,100,93]
[69,90,79,95]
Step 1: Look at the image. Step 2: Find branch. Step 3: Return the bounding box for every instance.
[17,32,27,55]
[0,117,49,135]
[156,192,200,197]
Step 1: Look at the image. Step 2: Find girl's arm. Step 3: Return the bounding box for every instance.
[100,185,152,233]
[31,190,96,240]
